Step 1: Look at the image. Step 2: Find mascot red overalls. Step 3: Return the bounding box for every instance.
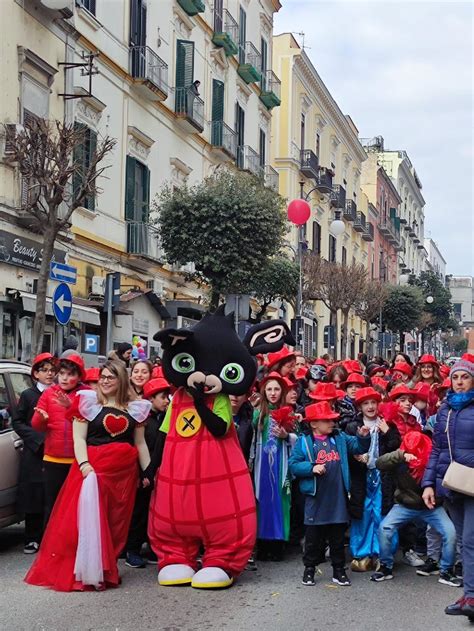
[148,306,294,589]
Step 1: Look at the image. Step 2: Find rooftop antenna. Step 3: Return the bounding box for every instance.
[291,31,310,51]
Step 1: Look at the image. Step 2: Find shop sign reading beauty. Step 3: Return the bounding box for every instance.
[0,229,65,272]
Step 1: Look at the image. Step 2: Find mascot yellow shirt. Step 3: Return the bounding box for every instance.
[159,392,232,434]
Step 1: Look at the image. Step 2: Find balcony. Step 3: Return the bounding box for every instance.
[362,221,374,242]
[127,221,165,262]
[379,217,392,237]
[413,235,420,244]
[212,9,239,57]
[177,0,205,16]
[263,164,279,191]
[330,184,346,209]
[354,211,366,233]
[395,235,405,252]
[174,86,204,133]
[210,121,237,161]
[300,149,319,180]
[409,224,417,237]
[260,70,281,109]
[399,217,407,224]
[237,42,261,84]
[316,167,333,194]
[237,145,261,176]
[130,46,168,101]
[343,199,357,221]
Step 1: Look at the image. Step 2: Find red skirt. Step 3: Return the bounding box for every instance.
[25,443,138,592]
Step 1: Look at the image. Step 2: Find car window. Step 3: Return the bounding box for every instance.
[9,372,33,403]
[0,374,12,431]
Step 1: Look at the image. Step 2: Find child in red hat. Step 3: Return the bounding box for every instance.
[125,377,171,568]
[31,355,89,525]
[391,363,413,384]
[289,401,371,587]
[411,382,431,428]
[337,373,367,431]
[12,353,57,553]
[345,388,401,572]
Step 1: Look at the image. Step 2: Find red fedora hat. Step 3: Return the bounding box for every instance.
[355,386,382,406]
[303,401,340,422]
[342,372,366,388]
[309,382,338,401]
[389,384,415,401]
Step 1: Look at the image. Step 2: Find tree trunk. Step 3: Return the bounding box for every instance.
[399,330,405,354]
[209,287,221,311]
[32,225,56,357]
[330,310,339,360]
[341,310,350,359]
[365,320,371,358]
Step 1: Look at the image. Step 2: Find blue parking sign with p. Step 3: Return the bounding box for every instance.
[84,334,99,354]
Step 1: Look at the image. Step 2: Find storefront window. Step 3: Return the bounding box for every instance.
[2,312,16,359]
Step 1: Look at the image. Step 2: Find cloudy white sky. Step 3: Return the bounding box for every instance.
[274,0,473,275]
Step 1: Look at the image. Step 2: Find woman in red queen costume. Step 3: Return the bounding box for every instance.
[25,361,152,592]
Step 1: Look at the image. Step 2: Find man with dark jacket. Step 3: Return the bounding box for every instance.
[229,394,254,466]
[12,353,57,553]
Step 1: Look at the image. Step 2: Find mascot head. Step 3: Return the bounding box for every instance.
[154,305,295,396]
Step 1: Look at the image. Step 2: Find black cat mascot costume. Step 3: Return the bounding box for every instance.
[148,306,294,588]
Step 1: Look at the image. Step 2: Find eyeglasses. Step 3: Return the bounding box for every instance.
[99,374,118,382]
[38,367,56,374]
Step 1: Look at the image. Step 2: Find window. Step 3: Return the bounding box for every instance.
[259,129,266,167]
[238,6,247,65]
[76,0,96,14]
[125,156,150,223]
[315,132,320,158]
[73,123,97,211]
[176,40,194,89]
[130,0,147,77]
[312,222,321,255]
[300,113,305,151]
[260,37,268,90]
[329,235,336,262]
[341,246,347,266]
[211,79,224,146]
[214,0,223,31]
[235,103,245,168]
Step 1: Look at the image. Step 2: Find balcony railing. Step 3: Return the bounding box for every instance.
[362,221,374,241]
[237,145,261,176]
[237,41,261,84]
[330,184,346,209]
[300,149,319,180]
[130,46,168,100]
[174,86,204,132]
[263,164,279,191]
[260,70,281,109]
[354,211,366,232]
[126,221,164,262]
[343,199,357,221]
[316,167,333,194]
[177,0,205,16]
[212,8,239,56]
[210,120,237,160]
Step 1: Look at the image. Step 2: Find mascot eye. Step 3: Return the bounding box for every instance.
[220,363,244,384]
[171,353,196,374]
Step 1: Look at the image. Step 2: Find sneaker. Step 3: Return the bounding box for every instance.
[332,568,351,586]
[403,549,425,567]
[125,552,147,568]
[445,597,466,616]
[438,570,463,587]
[302,566,316,586]
[416,557,440,576]
[245,557,257,571]
[23,542,39,554]
[454,561,463,579]
[370,564,393,582]
[145,550,158,565]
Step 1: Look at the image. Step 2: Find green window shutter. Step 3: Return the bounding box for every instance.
[73,122,85,203]
[125,155,136,221]
[238,7,246,64]
[85,129,97,211]
[211,80,224,122]
[260,38,268,91]
[142,164,150,222]
[176,40,195,88]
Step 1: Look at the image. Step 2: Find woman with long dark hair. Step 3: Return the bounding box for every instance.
[25,361,152,591]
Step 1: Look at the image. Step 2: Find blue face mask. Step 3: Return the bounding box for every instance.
[446,388,474,410]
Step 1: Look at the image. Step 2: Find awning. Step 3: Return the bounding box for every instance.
[18,291,101,326]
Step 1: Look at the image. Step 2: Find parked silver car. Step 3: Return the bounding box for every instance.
[0,361,32,528]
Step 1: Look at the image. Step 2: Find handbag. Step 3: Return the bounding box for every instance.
[442,410,474,497]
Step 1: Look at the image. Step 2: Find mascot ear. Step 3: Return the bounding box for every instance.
[243,320,296,356]
[153,328,194,349]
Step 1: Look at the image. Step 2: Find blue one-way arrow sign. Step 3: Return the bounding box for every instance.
[50,261,77,285]
[53,283,73,325]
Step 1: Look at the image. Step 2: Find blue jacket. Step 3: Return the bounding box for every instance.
[289,430,370,497]
[422,398,474,498]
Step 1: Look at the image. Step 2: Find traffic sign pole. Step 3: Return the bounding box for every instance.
[105,274,113,354]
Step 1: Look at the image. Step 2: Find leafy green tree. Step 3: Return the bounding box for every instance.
[154,170,286,307]
[409,271,454,332]
[248,256,300,322]
[382,285,424,347]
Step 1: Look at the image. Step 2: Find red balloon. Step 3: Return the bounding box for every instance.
[287,199,311,225]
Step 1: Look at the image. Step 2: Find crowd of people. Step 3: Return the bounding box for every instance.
[10,331,474,620]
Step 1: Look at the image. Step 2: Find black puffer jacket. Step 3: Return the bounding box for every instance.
[345,415,401,519]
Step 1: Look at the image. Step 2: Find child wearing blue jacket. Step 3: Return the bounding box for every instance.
[289,401,370,587]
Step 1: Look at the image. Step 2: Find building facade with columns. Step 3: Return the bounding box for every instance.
[0,0,281,360]
[271,32,371,359]
[424,237,447,282]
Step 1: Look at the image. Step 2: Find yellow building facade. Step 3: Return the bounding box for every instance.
[271,33,371,359]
